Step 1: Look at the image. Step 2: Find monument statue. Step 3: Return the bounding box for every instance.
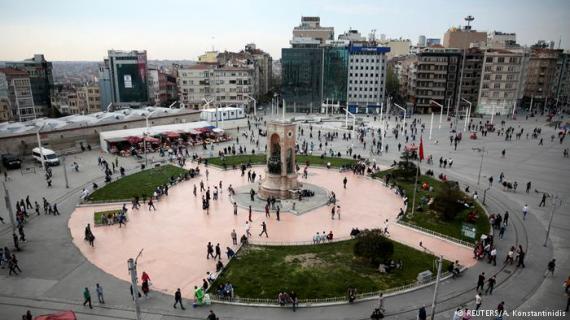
[258,120,301,199]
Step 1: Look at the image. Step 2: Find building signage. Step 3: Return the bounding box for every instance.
[349,46,391,54]
[124,75,132,88]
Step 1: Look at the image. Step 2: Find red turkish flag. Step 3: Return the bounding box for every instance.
[419,137,425,161]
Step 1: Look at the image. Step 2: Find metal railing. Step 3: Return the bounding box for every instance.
[248,235,353,246]
[396,220,475,248]
[210,270,458,306]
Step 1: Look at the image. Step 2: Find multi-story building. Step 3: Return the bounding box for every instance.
[0,68,36,121]
[477,49,529,115]
[426,38,441,47]
[402,48,463,114]
[443,17,487,49]
[487,31,517,49]
[99,50,149,108]
[551,52,570,108]
[98,60,113,110]
[5,54,54,117]
[347,46,390,110]
[418,35,427,47]
[281,47,324,111]
[379,39,412,60]
[292,16,334,45]
[323,42,350,106]
[51,84,101,115]
[457,48,484,109]
[0,98,10,122]
[524,48,563,108]
[176,65,253,109]
[198,51,219,64]
[148,67,178,107]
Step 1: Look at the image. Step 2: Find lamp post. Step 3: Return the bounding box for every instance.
[461,98,472,132]
[430,255,444,320]
[36,122,47,171]
[127,249,144,320]
[429,112,434,140]
[144,114,152,168]
[544,193,561,247]
[393,103,406,133]
[473,147,486,185]
[62,156,69,188]
[3,182,17,234]
[429,100,444,130]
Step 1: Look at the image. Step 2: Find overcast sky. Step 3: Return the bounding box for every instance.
[0,0,568,61]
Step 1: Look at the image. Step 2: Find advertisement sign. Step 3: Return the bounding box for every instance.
[461,223,476,239]
[124,75,132,88]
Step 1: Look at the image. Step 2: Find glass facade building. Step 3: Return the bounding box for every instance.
[281,48,323,112]
[323,47,349,105]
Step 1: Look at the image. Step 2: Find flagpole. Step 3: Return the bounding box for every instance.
[411,137,424,218]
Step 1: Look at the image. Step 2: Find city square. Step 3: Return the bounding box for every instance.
[0,1,569,320]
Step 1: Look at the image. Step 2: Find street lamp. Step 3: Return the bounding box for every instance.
[393,103,406,133]
[543,193,562,247]
[429,100,444,130]
[36,122,47,171]
[127,249,144,320]
[461,98,472,132]
[472,147,486,185]
[243,94,257,117]
[144,113,151,168]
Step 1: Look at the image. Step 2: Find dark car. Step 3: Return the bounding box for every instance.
[2,153,22,169]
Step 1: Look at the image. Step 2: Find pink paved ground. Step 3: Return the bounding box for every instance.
[68,165,475,299]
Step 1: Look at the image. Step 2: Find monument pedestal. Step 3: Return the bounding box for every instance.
[259,120,300,199]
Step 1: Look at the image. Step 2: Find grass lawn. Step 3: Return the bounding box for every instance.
[213,239,449,300]
[207,154,356,168]
[89,165,187,201]
[94,209,122,225]
[372,168,489,243]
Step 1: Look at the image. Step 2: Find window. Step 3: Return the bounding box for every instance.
[486,57,493,63]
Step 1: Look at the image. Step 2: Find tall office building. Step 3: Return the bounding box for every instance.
[0,68,36,121]
[347,46,390,111]
[100,50,149,108]
[6,54,53,117]
[418,35,427,47]
[551,52,570,108]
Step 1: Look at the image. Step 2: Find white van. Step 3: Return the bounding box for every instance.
[32,147,60,166]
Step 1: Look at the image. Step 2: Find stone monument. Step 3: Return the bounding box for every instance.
[258,120,301,199]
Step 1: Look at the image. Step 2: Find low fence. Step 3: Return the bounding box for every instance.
[210,270,458,306]
[396,220,476,249]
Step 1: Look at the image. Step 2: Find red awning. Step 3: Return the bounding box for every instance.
[144,136,160,143]
[127,136,143,144]
[34,311,77,320]
[194,127,211,133]
[164,131,180,138]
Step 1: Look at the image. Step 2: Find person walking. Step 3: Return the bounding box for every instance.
[96,283,105,304]
[276,205,280,221]
[259,221,268,237]
[377,293,385,312]
[485,275,496,295]
[526,181,532,193]
[206,242,214,259]
[234,202,238,215]
[503,211,509,226]
[231,229,237,245]
[516,246,526,268]
[148,198,156,211]
[248,205,252,222]
[418,306,427,320]
[214,243,221,260]
[83,287,93,309]
[539,193,547,207]
[475,292,482,310]
[544,259,556,277]
[173,288,185,309]
[476,272,485,291]
[331,206,335,220]
[522,204,528,220]
[343,177,348,189]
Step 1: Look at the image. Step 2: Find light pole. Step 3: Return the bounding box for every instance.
[461,98,472,132]
[36,122,47,171]
[243,94,257,117]
[144,114,152,168]
[3,182,17,234]
[429,112,434,140]
[127,249,144,320]
[430,255,444,320]
[394,103,406,133]
[490,104,496,125]
[62,156,69,188]
[473,147,486,185]
[429,100,444,129]
[543,193,561,247]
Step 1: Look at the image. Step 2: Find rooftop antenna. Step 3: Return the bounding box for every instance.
[464,15,474,30]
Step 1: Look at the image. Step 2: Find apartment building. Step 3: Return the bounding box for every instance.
[524,48,564,107]
[177,65,253,109]
[292,16,334,44]
[477,49,529,115]
[0,68,36,121]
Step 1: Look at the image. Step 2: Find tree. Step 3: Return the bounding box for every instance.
[385,65,400,98]
[431,182,464,221]
[392,150,418,181]
[353,229,394,266]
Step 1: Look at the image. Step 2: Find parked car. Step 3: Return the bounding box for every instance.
[1,153,22,169]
